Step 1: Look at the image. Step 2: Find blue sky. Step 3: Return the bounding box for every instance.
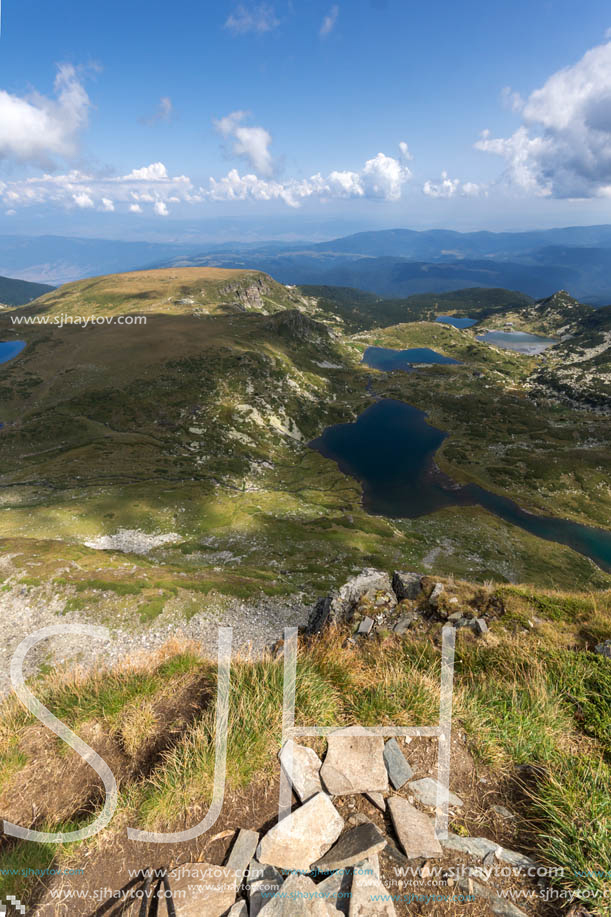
[1,0,611,239]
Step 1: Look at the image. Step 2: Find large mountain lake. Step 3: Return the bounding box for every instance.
[436,316,477,329]
[476,330,557,354]
[363,346,460,371]
[0,341,26,364]
[311,399,611,572]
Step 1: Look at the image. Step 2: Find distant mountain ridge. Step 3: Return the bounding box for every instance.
[0,275,54,307]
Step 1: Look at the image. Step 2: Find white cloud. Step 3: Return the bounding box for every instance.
[101,198,115,212]
[215,111,274,176]
[125,162,169,181]
[0,64,90,167]
[320,5,339,38]
[423,171,482,198]
[73,192,94,208]
[477,39,611,198]
[129,204,143,213]
[143,96,173,125]
[225,4,279,34]
[154,200,169,216]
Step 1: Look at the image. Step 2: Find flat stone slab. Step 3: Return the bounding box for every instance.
[257,793,344,872]
[387,796,442,860]
[279,740,324,802]
[365,792,386,812]
[408,777,463,808]
[316,868,352,916]
[228,903,248,917]
[441,833,501,860]
[226,828,260,883]
[383,739,413,789]
[167,863,236,917]
[259,873,330,916]
[313,822,387,872]
[249,861,283,917]
[350,861,397,915]
[358,616,374,635]
[456,877,528,916]
[321,728,389,796]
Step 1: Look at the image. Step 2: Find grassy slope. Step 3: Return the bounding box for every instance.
[0,580,609,912]
[0,275,54,308]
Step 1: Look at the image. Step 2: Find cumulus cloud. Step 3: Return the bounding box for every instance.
[0,64,90,167]
[73,192,94,208]
[422,171,482,198]
[477,39,611,198]
[154,200,169,216]
[129,204,143,213]
[215,111,274,176]
[320,5,339,38]
[225,4,279,34]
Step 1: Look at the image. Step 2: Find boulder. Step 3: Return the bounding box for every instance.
[226,828,260,886]
[392,571,423,601]
[595,640,611,659]
[259,873,329,916]
[257,793,344,872]
[387,796,442,859]
[249,861,283,917]
[316,868,352,915]
[279,740,323,803]
[407,777,463,808]
[166,863,236,917]
[321,728,389,796]
[393,615,416,635]
[228,903,248,917]
[428,583,444,608]
[357,616,374,635]
[383,739,413,789]
[365,792,386,812]
[312,823,387,872]
[307,570,395,633]
[349,861,397,916]
[472,617,489,636]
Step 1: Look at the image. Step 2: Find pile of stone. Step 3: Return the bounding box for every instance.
[165,728,530,916]
[306,569,494,640]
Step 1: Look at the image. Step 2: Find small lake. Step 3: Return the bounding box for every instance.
[0,341,26,364]
[311,400,611,572]
[476,331,556,355]
[363,346,460,371]
[436,316,477,329]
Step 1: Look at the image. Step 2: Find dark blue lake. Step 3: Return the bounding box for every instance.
[363,346,460,371]
[477,330,556,355]
[311,400,611,572]
[436,316,477,329]
[0,341,25,364]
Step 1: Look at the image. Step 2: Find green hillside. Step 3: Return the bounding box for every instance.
[0,274,54,307]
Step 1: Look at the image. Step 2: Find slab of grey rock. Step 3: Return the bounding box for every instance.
[259,873,329,916]
[365,792,386,812]
[387,796,442,859]
[392,571,422,601]
[321,728,389,795]
[313,822,387,872]
[357,616,374,635]
[595,640,611,658]
[316,868,352,915]
[456,877,528,916]
[393,616,416,635]
[349,861,397,916]
[473,617,489,635]
[257,793,344,872]
[227,903,248,917]
[167,862,236,917]
[383,739,413,789]
[226,828,260,883]
[408,777,463,808]
[491,805,514,820]
[428,582,444,608]
[249,861,283,917]
[279,740,323,803]
[441,833,537,869]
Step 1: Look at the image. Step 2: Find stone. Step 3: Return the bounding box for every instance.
[473,617,489,636]
[316,868,352,915]
[226,828,260,886]
[350,861,397,916]
[392,571,422,601]
[365,792,386,812]
[228,903,248,917]
[455,877,528,916]
[595,640,611,659]
[259,873,329,916]
[249,861,283,917]
[440,834,537,869]
[312,823,387,872]
[447,611,463,624]
[393,615,416,635]
[279,740,323,803]
[383,739,413,789]
[407,777,463,808]
[387,796,442,860]
[358,616,374,635]
[166,863,236,917]
[491,805,515,819]
[428,582,444,608]
[257,793,344,872]
[321,728,389,795]
[308,570,397,632]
